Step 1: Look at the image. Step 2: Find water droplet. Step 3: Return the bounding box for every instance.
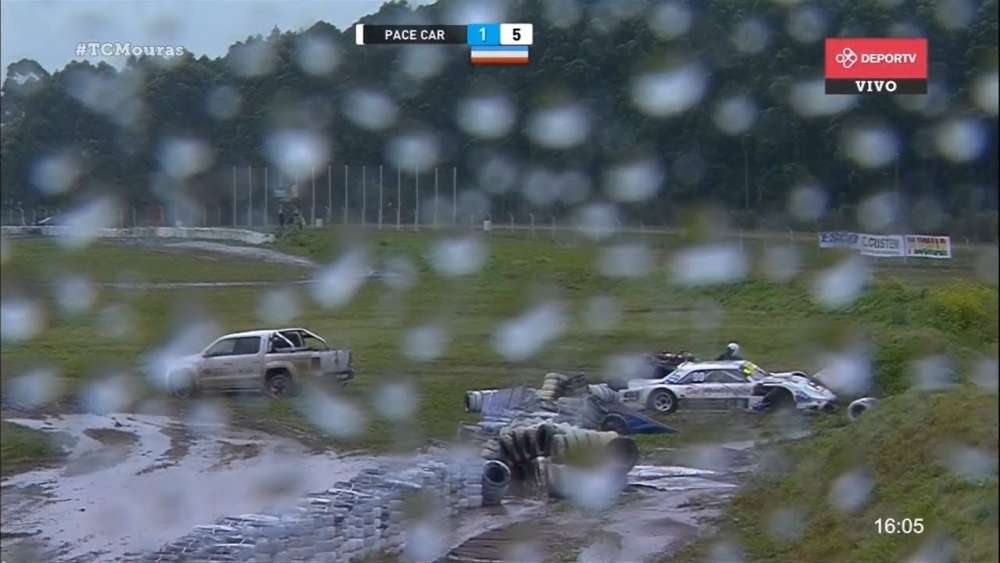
[525,104,590,149]
[631,64,708,117]
[493,302,566,361]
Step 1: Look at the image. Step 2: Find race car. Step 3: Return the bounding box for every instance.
[620,360,837,414]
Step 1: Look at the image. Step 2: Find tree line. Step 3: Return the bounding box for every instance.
[1,0,997,238]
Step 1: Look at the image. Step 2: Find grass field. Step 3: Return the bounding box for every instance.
[1,229,997,560]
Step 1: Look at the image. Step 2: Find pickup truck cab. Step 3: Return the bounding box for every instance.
[166,328,354,398]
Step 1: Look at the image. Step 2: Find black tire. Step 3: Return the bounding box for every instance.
[646,388,678,414]
[265,371,292,399]
[167,370,196,398]
[601,414,629,435]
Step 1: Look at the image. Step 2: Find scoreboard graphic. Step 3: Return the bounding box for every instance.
[355,23,534,65]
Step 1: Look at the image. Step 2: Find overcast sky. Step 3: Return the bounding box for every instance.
[1,0,414,73]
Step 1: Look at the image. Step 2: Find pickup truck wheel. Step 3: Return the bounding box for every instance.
[646,389,678,414]
[167,370,196,398]
[266,372,292,399]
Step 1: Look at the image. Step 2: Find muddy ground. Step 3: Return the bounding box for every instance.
[0,409,759,563]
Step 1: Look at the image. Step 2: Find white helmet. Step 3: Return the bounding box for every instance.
[728,342,740,352]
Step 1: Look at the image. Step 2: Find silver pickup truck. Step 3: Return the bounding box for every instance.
[165,328,354,398]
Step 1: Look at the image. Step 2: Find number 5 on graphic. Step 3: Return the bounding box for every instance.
[500,23,533,45]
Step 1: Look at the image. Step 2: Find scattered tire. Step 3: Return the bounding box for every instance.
[265,371,292,399]
[646,388,678,414]
[606,436,639,471]
[848,397,880,421]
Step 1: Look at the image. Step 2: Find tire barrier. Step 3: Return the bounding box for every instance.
[848,397,880,422]
[464,389,497,413]
[588,383,620,403]
[537,372,589,402]
[147,456,484,562]
[481,460,512,506]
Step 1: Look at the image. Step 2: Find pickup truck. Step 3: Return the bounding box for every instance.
[165,328,354,398]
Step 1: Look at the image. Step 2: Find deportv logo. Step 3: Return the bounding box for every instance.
[825,38,927,95]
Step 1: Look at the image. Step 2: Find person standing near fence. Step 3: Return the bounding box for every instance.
[278,205,286,228]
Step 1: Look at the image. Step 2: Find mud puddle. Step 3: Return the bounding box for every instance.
[447,456,750,563]
[0,413,373,562]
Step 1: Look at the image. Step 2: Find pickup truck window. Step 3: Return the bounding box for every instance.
[269,333,295,352]
[279,331,304,348]
[302,334,328,351]
[232,336,262,355]
[204,338,236,357]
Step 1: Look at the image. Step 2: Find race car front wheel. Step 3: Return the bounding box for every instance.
[646,389,678,414]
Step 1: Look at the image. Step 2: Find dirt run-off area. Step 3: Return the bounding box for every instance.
[1,412,757,563]
[0,413,375,562]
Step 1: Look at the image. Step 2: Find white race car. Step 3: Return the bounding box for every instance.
[620,360,837,414]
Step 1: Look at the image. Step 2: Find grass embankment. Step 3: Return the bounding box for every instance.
[0,421,61,476]
[1,231,996,491]
[666,280,998,561]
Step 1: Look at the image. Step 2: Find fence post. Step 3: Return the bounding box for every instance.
[378,164,384,230]
[264,167,269,226]
[414,166,420,230]
[396,167,402,231]
[510,214,514,231]
[327,164,332,224]
[530,213,535,237]
[18,207,25,225]
[232,166,237,227]
[434,167,439,226]
[452,167,457,225]
[343,164,349,225]
[361,165,367,228]
[248,165,253,227]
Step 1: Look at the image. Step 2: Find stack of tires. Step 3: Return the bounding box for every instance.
[464,389,497,413]
[538,372,589,402]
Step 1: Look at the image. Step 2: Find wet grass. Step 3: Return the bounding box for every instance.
[0,422,62,476]
[668,386,999,563]
[1,231,996,466]
[1,230,996,561]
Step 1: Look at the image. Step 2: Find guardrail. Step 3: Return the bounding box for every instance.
[0,226,274,245]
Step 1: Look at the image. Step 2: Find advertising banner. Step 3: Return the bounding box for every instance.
[857,234,905,257]
[905,235,952,259]
[818,231,860,249]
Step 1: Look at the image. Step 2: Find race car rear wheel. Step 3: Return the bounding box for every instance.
[646,389,678,414]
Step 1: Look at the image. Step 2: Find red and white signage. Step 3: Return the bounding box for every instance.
[825,38,928,95]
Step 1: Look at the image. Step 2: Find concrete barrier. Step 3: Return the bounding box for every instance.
[1,226,274,245]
